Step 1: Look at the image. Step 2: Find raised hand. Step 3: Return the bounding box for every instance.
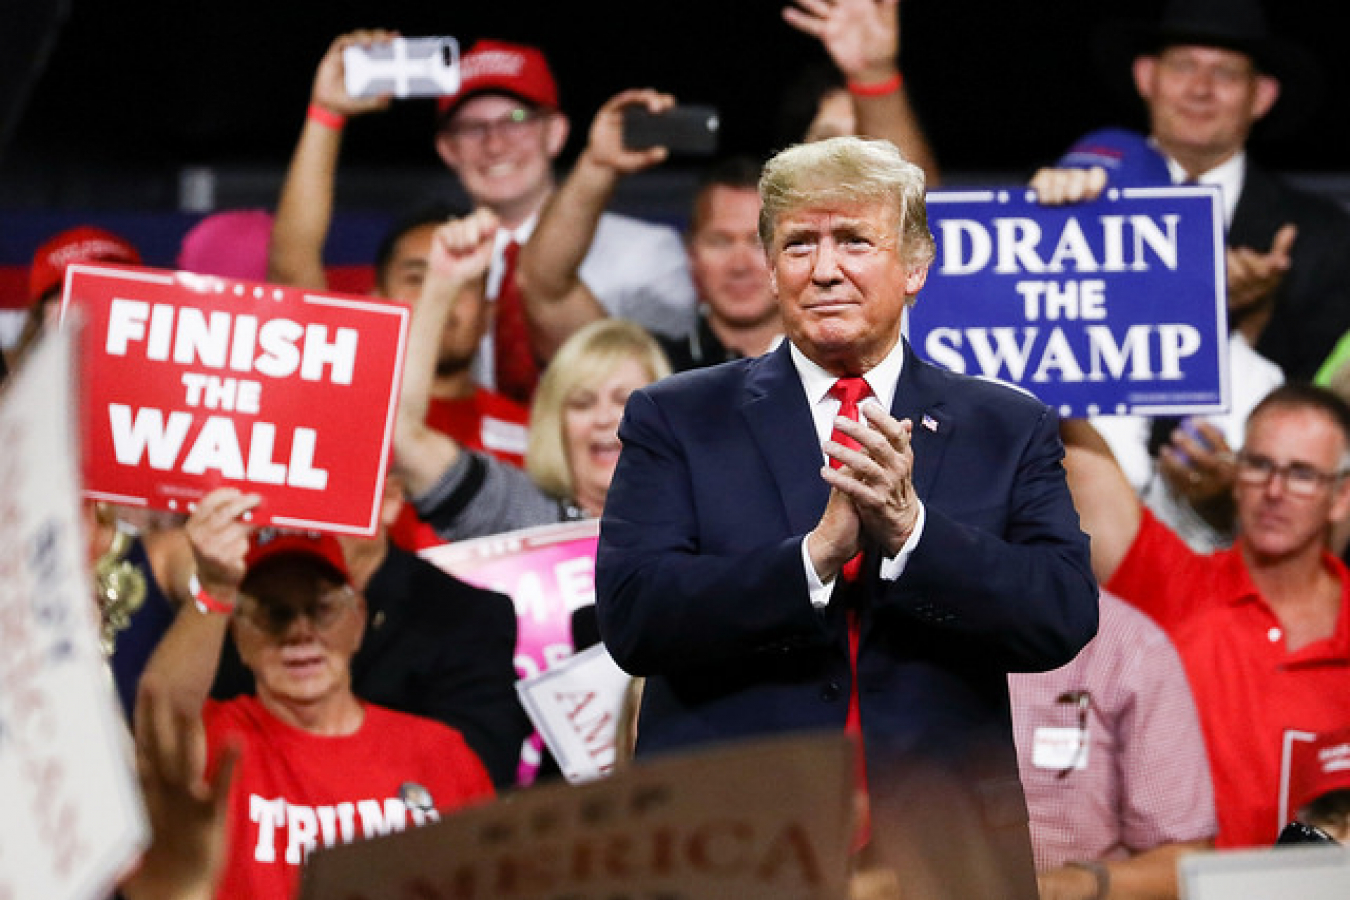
[784,0,901,85]
[311,30,401,120]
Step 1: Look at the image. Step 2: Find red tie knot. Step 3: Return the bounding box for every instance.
[830,377,871,415]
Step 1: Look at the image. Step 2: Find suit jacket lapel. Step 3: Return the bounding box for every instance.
[741,343,831,535]
[892,340,952,500]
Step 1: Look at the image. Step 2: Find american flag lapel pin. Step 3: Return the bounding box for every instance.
[921,414,938,433]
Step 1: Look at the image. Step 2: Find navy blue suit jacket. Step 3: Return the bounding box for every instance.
[596,339,1097,895]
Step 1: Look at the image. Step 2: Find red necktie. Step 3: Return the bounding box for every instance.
[828,377,871,581]
[492,239,540,404]
[829,376,871,846]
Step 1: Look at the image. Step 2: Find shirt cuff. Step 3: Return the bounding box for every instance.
[803,538,835,610]
[879,500,926,581]
[801,499,925,607]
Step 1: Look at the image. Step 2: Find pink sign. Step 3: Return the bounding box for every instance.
[421,520,599,782]
[61,264,409,536]
[421,520,599,681]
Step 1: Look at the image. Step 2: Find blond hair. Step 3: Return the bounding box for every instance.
[758,136,935,269]
[526,319,672,502]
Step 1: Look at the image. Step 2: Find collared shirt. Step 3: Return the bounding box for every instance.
[1107,509,1350,847]
[1010,591,1216,870]
[1165,150,1245,228]
[471,209,698,391]
[788,335,927,608]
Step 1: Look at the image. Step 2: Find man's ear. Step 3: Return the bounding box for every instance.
[904,262,930,297]
[434,130,461,171]
[1132,55,1158,105]
[1251,74,1281,123]
[544,112,570,159]
[1328,472,1350,527]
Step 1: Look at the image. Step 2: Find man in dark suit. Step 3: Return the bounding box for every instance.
[1036,0,1350,382]
[595,136,1098,898]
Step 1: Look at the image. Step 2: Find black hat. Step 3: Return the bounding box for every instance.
[1095,0,1322,138]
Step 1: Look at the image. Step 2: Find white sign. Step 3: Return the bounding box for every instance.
[1181,845,1350,900]
[0,330,149,900]
[516,644,632,784]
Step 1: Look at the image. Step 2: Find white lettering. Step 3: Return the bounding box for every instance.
[108,405,193,469]
[106,298,149,355]
[356,798,409,840]
[100,301,359,384]
[285,428,328,489]
[935,214,1182,276]
[967,328,1040,382]
[250,796,286,863]
[299,324,358,385]
[284,804,319,865]
[936,220,992,275]
[556,556,595,614]
[255,318,303,379]
[1132,215,1180,271]
[1086,325,1155,380]
[1031,329,1085,382]
[924,328,968,373]
[245,422,287,485]
[172,307,232,368]
[1044,219,1097,273]
[1157,323,1201,379]
[924,324,1203,385]
[994,219,1045,274]
[180,416,246,479]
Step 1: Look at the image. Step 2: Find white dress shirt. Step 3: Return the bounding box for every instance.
[788,335,927,609]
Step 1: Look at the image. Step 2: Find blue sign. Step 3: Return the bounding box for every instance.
[910,186,1227,417]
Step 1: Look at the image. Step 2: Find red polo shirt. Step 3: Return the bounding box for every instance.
[1107,509,1350,847]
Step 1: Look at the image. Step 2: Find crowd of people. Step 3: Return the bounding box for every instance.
[6,0,1350,898]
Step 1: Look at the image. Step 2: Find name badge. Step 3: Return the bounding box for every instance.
[1032,726,1089,770]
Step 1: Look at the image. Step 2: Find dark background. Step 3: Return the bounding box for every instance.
[3,0,1349,213]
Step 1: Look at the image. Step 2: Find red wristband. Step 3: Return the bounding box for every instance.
[307,103,346,130]
[190,574,235,615]
[847,73,904,98]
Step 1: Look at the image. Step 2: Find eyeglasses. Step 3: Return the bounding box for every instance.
[1056,690,1091,779]
[237,585,359,636]
[441,107,544,145]
[1157,50,1257,88]
[1234,452,1347,497]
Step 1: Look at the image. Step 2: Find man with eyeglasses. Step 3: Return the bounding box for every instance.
[136,487,494,900]
[433,40,695,402]
[1062,382,1350,850]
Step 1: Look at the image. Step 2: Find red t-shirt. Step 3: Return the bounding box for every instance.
[205,696,493,900]
[1107,509,1350,847]
[389,388,530,550]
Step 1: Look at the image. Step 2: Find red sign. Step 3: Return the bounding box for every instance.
[62,263,409,536]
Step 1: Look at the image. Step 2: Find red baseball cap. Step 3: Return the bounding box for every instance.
[246,529,350,585]
[436,39,559,124]
[1290,727,1350,815]
[29,225,141,304]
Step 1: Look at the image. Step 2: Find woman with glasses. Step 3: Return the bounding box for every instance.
[134,488,493,900]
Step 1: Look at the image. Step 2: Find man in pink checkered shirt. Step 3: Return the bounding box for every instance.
[1011,591,1216,900]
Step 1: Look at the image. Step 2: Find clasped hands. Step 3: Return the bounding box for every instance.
[808,403,920,582]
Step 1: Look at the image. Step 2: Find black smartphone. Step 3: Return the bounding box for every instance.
[621,105,720,156]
